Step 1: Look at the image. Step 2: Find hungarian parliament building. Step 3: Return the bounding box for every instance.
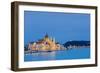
[27,34,61,51]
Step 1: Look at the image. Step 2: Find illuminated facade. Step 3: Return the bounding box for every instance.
[28,34,60,51]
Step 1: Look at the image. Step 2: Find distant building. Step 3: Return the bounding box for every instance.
[28,34,60,51]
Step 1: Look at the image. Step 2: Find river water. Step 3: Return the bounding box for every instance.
[24,48,90,62]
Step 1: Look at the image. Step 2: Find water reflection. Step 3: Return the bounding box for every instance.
[39,51,56,60]
[24,48,90,61]
[25,51,56,61]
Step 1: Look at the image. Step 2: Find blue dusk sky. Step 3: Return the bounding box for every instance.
[24,11,90,45]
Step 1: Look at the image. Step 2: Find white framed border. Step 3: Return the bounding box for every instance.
[18,5,96,68]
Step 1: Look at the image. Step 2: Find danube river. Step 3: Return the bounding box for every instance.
[24,48,90,62]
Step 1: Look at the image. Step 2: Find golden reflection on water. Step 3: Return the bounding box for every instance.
[32,51,56,60]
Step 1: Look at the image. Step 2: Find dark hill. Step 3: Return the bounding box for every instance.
[63,41,90,48]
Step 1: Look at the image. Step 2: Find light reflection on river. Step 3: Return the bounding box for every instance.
[24,48,90,62]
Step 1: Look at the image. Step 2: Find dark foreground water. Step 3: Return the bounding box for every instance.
[24,48,90,62]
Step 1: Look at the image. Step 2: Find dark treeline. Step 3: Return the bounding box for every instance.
[63,41,90,48]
